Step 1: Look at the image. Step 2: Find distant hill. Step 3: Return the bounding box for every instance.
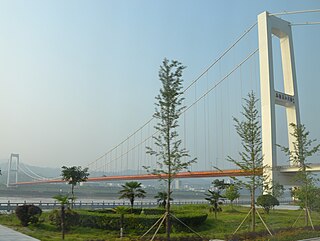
[0,161,61,185]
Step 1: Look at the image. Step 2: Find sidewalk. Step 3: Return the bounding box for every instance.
[0,225,39,241]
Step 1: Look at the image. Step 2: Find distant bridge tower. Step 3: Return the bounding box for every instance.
[7,153,20,187]
[258,12,300,186]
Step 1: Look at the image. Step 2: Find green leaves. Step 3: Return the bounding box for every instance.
[278,123,320,226]
[146,59,196,181]
[227,91,264,191]
[118,181,146,209]
[61,166,89,185]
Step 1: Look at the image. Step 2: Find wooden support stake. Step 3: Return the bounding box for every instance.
[256,209,273,236]
[233,208,252,235]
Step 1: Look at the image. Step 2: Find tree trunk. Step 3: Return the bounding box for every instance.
[305,186,309,226]
[166,179,171,241]
[131,198,134,213]
[120,214,124,238]
[61,204,65,240]
[251,187,256,232]
[71,184,75,209]
[214,202,217,219]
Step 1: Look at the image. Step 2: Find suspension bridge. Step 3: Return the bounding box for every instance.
[6,10,320,187]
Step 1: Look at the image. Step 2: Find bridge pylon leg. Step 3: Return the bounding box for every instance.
[258,12,300,188]
[6,154,20,187]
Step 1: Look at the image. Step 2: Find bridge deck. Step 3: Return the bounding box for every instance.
[278,164,320,173]
[15,169,262,185]
[15,164,320,186]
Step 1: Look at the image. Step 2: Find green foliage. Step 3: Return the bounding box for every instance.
[53,194,71,207]
[86,209,115,214]
[4,204,320,240]
[270,182,285,199]
[142,208,166,215]
[278,123,320,226]
[227,91,264,192]
[15,204,42,227]
[48,209,80,230]
[213,179,230,190]
[145,59,197,239]
[205,189,222,219]
[291,185,320,211]
[154,191,173,208]
[112,206,131,215]
[118,181,146,210]
[225,185,240,204]
[257,194,279,214]
[227,91,263,231]
[61,166,89,199]
[76,210,207,232]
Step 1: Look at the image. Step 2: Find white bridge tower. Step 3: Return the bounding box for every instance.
[258,12,300,186]
[7,153,20,187]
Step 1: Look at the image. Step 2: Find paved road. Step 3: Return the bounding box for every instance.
[0,225,39,241]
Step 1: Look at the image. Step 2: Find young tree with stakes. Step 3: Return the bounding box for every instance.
[145,59,196,240]
[278,123,320,227]
[228,91,264,232]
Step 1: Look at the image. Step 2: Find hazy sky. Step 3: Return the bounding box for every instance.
[0,1,319,168]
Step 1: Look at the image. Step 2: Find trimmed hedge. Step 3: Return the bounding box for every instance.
[48,209,80,230]
[76,210,207,233]
[142,208,166,215]
[87,209,115,214]
[88,207,142,214]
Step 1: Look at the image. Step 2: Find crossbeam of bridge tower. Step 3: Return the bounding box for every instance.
[258,12,300,186]
[6,153,20,187]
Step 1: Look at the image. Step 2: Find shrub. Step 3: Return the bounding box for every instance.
[76,210,207,233]
[87,209,115,214]
[142,208,166,215]
[48,208,79,230]
[15,205,42,226]
[257,194,279,214]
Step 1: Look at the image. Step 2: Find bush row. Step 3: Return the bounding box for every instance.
[49,209,207,232]
[77,211,207,232]
[87,207,166,215]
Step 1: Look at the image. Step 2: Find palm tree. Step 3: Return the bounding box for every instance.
[119,181,146,211]
[112,206,130,238]
[205,189,222,219]
[53,194,71,240]
[154,191,173,208]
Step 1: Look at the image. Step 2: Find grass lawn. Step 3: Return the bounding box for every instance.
[1,204,320,240]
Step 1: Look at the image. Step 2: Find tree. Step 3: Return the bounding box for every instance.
[278,123,320,226]
[205,189,222,219]
[154,191,173,209]
[205,179,229,218]
[291,185,320,211]
[270,182,284,199]
[225,184,240,209]
[227,91,264,232]
[145,59,196,240]
[53,194,71,240]
[257,194,279,214]
[112,206,130,238]
[61,166,89,202]
[119,181,146,211]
